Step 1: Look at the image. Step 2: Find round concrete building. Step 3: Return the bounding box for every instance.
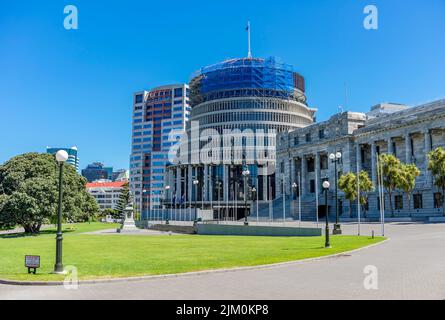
[165,57,315,221]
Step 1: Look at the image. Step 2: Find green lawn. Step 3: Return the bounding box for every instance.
[0,222,385,281]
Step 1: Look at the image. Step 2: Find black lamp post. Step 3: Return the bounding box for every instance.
[193,179,199,225]
[251,187,257,222]
[242,167,250,226]
[322,180,331,248]
[329,151,342,235]
[54,150,68,274]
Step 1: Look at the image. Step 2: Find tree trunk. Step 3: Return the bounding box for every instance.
[22,223,41,234]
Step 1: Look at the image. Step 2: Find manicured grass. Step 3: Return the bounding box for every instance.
[0,223,385,281]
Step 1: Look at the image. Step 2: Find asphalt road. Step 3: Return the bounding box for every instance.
[1,222,444,300]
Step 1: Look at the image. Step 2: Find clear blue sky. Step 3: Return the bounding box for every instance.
[1,0,444,170]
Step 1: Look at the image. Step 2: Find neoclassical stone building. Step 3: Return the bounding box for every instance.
[276,99,445,221]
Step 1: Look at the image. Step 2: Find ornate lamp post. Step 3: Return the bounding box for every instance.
[251,187,257,223]
[329,151,342,234]
[142,189,148,220]
[322,180,331,248]
[242,168,250,226]
[292,182,297,219]
[54,150,68,274]
[193,179,199,225]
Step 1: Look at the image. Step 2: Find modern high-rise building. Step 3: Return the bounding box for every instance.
[46,146,79,170]
[81,162,113,182]
[130,84,190,218]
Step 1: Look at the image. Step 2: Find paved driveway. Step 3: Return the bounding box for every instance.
[1,222,444,300]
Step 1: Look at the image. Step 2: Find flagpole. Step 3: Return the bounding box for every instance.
[247,21,252,59]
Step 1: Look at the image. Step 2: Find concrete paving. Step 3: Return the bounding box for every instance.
[1,222,444,300]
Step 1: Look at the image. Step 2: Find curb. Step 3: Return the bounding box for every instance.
[0,238,389,286]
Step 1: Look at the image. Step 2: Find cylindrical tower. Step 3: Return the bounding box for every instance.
[189,57,314,133]
[166,57,315,221]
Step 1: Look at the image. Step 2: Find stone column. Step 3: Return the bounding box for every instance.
[405,134,411,163]
[387,138,393,155]
[262,171,268,201]
[301,156,307,196]
[203,164,209,201]
[208,165,213,202]
[176,166,181,204]
[371,142,377,186]
[290,158,296,185]
[187,165,193,203]
[284,158,290,195]
[275,162,282,198]
[356,143,361,173]
[223,164,229,201]
[424,129,432,186]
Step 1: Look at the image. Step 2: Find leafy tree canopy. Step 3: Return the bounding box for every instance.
[0,153,99,233]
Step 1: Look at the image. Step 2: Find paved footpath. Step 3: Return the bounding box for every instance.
[1,222,445,300]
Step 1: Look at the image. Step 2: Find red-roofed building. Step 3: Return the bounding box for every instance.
[86,181,127,211]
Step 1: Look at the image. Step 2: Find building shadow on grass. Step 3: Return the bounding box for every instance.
[0,228,77,239]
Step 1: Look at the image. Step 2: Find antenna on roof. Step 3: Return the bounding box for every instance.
[246,21,252,59]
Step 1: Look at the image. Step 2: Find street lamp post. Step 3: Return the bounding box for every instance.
[242,168,250,226]
[252,187,257,223]
[142,189,147,220]
[329,151,342,235]
[54,150,68,274]
[292,182,298,219]
[323,180,331,248]
[193,179,199,226]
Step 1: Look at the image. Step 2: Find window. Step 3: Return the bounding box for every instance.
[319,129,325,139]
[361,148,366,164]
[434,193,443,208]
[305,133,311,143]
[395,195,403,210]
[174,88,183,98]
[307,158,315,172]
[135,94,143,104]
[320,155,328,170]
[310,180,315,193]
[413,194,423,209]
[294,136,299,146]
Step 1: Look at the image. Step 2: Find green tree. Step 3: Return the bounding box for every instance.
[397,163,420,214]
[115,182,130,218]
[379,154,403,217]
[428,147,445,215]
[338,171,374,218]
[101,208,120,219]
[0,153,99,233]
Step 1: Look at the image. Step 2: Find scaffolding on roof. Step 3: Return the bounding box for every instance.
[189,57,306,107]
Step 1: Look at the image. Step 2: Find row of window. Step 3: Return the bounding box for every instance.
[195,111,309,126]
[192,99,312,120]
